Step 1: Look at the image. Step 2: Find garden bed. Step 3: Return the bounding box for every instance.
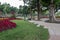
[0,18,23,20]
[0,19,16,32]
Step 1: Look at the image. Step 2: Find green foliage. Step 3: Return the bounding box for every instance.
[30,0,37,9]
[2,3,10,14]
[56,11,60,16]
[0,3,18,15]
[5,6,11,13]
[0,5,4,12]
[23,6,29,14]
[41,0,60,7]
[18,6,23,14]
[18,5,30,15]
[41,0,50,7]
[10,7,18,13]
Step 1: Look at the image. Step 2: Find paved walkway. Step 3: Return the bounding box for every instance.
[29,18,60,40]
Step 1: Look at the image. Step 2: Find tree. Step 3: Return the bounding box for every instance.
[2,3,10,15]
[42,0,60,22]
[9,7,18,18]
[0,5,3,17]
[23,0,28,20]
[18,5,23,14]
[36,0,42,20]
[27,0,42,20]
[28,0,33,20]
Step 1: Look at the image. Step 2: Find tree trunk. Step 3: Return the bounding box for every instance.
[37,0,42,20]
[37,8,42,20]
[30,13,32,20]
[23,0,26,21]
[49,3,56,23]
[29,0,32,20]
[30,8,32,20]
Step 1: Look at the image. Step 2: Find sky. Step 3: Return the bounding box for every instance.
[0,0,24,8]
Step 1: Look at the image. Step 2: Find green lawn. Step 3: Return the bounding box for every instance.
[0,20,49,40]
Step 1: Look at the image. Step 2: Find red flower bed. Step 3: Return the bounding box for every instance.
[0,19,16,32]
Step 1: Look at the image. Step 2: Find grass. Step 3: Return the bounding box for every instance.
[0,20,49,40]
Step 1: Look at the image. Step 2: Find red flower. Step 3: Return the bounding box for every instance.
[0,19,16,32]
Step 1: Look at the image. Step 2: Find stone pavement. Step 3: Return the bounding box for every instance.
[29,18,60,40]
